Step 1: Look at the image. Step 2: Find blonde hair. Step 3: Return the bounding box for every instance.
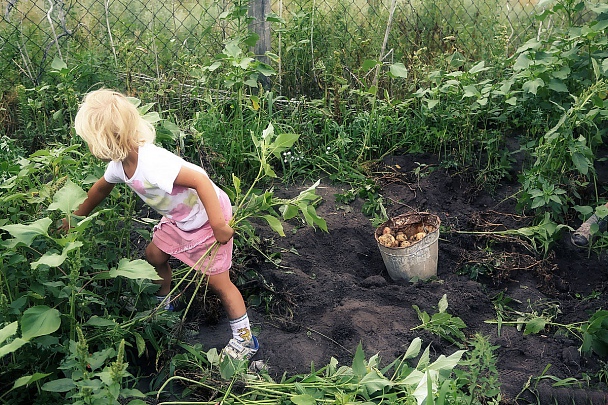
[74,89,155,161]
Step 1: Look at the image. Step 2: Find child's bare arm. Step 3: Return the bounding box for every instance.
[60,177,115,230]
[174,166,234,244]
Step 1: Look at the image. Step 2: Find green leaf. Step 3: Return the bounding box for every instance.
[109,258,162,280]
[47,180,88,214]
[256,62,276,76]
[404,337,422,359]
[448,51,466,68]
[571,152,589,175]
[133,331,146,357]
[426,99,440,109]
[270,132,299,158]
[224,42,242,59]
[596,205,608,219]
[513,53,532,71]
[524,317,547,335]
[291,394,317,405]
[548,79,568,93]
[389,63,408,78]
[50,57,67,71]
[0,321,26,358]
[0,321,18,344]
[1,217,52,248]
[42,378,76,392]
[412,370,433,405]
[468,61,488,74]
[360,370,392,393]
[262,162,277,178]
[307,205,328,232]
[352,343,367,377]
[281,204,299,220]
[522,78,545,95]
[429,350,466,371]
[232,174,242,196]
[0,338,27,358]
[85,316,119,327]
[417,345,431,369]
[13,373,51,389]
[31,241,83,269]
[261,215,285,237]
[363,59,380,70]
[21,306,61,341]
[462,85,480,98]
[438,294,448,313]
[142,111,161,125]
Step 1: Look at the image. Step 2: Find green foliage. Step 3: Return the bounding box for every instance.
[159,339,489,405]
[41,330,145,404]
[228,123,328,239]
[511,1,608,218]
[488,293,563,336]
[455,334,501,404]
[412,294,468,346]
[489,293,608,357]
[0,144,175,402]
[581,310,608,357]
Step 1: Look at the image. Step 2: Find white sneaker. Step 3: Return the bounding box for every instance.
[221,336,259,360]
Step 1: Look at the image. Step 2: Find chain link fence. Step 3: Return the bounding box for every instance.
[1,0,545,98]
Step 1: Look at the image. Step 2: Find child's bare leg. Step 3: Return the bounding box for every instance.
[207,271,246,319]
[208,271,258,358]
[145,242,172,296]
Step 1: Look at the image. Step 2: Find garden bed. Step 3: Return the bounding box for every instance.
[192,152,608,404]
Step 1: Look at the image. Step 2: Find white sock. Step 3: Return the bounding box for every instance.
[229,313,252,343]
[156,294,172,310]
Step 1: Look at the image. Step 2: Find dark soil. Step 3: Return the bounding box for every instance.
[188,153,608,404]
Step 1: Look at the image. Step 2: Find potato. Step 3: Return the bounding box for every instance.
[400,240,411,248]
[412,232,427,241]
[382,226,392,235]
[395,232,408,242]
[378,234,396,247]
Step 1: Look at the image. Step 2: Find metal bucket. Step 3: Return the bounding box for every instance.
[375,212,441,281]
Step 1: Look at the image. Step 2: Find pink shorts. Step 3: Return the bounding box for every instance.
[152,191,233,276]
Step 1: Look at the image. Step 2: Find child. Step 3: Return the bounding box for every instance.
[64,89,258,360]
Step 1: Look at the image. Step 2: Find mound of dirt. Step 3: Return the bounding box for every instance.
[194,153,608,404]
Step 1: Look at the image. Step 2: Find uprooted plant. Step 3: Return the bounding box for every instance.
[455,212,571,259]
[487,292,608,358]
[155,338,499,405]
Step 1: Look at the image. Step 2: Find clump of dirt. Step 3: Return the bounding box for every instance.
[191,153,608,404]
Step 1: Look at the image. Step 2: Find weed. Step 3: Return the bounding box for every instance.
[412,294,468,347]
[455,333,501,404]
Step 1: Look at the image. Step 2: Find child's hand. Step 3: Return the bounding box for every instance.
[214,224,235,245]
[57,218,72,232]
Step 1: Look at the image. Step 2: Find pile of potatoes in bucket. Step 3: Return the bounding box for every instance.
[376,215,438,248]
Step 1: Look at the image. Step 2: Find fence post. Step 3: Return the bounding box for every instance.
[248,0,271,88]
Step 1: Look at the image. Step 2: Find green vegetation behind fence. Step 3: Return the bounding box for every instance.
[1,0,547,97]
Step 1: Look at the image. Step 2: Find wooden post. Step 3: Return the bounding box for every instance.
[249,0,271,88]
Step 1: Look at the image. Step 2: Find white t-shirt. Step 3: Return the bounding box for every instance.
[104,143,221,231]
